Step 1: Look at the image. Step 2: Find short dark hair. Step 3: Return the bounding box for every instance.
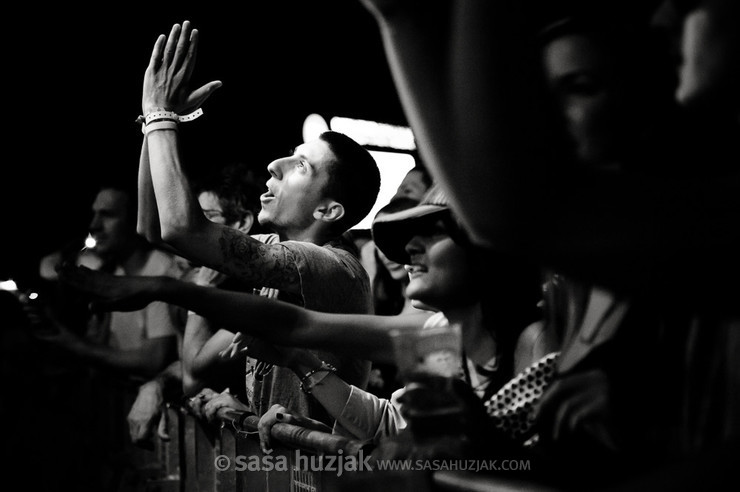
[194,162,264,229]
[319,131,380,233]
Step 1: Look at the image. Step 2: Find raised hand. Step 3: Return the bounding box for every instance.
[142,20,222,116]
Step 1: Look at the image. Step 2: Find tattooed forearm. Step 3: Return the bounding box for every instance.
[216,228,301,293]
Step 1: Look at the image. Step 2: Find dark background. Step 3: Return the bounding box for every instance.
[3,1,407,286]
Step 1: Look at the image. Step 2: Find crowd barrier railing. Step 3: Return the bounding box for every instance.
[142,402,560,492]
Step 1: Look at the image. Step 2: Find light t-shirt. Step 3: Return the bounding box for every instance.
[106,248,185,351]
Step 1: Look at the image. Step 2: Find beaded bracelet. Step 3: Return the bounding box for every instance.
[299,362,337,394]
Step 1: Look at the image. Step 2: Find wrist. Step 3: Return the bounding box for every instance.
[288,351,323,375]
[299,361,337,395]
[137,108,204,133]
[140,379,164,395]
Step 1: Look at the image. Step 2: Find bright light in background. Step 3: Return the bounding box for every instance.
[353,151,415,230]
[0,279,18,291]
[84,234,97,249]
[302,114,418,230]
[302,113,330,143]
[329,116,415,151]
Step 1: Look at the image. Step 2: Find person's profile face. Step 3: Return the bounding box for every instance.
[258,139,334,234]
[88,188,135,257]
[403,219,473,311]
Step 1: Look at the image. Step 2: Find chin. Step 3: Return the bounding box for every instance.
[257,211,271,225]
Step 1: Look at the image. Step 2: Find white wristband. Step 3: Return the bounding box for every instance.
[144,120,179,135]
[138,108,204,133]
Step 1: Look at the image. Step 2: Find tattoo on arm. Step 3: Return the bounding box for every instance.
[216,228,301,293]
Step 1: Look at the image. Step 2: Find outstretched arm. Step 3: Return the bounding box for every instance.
[38,319,178,378]
[61,266,433,363]
[255,348,406,450]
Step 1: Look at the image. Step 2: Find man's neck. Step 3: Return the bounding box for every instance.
[277,224,336,245]
[104,245,151,275]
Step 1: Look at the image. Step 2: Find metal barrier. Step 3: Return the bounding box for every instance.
[143,403,376,492]
[141,403,560,492]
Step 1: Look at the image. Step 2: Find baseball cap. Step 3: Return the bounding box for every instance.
[372,184,454,264]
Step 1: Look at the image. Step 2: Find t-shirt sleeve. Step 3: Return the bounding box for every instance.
[332,385,407,443]
[281,240,373,313]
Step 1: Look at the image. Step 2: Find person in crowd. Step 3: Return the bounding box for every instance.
[361,196,429,398]
[350,159,432,264]
[251,185,559,458]
[390,160,433,202]
[32,179,188,491]
[126,161,264,446]
[134,20,381,427]
[61,185,558,465]
[356,0,739,488]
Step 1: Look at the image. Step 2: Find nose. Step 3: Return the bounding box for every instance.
[88,213,102,232]
[405,234,424,258]
[266,158,285,180]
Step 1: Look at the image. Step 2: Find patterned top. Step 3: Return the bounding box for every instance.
[484,351,561,443]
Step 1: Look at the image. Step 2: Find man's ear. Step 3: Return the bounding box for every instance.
[312,201,345,223]
[237,212,255,234]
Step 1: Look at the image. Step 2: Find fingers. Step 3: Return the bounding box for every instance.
[173,21,192,73]
[188,388,218,418]
[147,34,166,71]
[128,415,153,444]
[186,81,223,110]
[219,341,239,360]
[219,332,248,360]
[181,26,199,82]
[157,409,171,441]
[258,404,288,453]
[162,23,182,68]
[203,393,236,422]
[203,398,222,421]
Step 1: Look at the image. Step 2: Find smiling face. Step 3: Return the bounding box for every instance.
[403,218,475,311]
[258,138,335,237]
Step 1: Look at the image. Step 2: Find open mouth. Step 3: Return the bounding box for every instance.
[405,264,427,277]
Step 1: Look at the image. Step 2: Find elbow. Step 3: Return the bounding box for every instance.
[159,222,191,247]
[137,222,161,244]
